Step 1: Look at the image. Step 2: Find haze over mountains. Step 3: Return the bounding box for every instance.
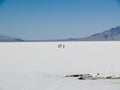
[0,34,22,41]
[0,26,120,41]
[72,26,120,41]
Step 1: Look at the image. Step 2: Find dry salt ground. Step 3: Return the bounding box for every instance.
[0,72,120,90]
[0,42,120,90]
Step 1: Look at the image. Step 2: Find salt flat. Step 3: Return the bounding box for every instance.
[0,72,62,90]
[0,41,120,89]
[0,72,120,90]
[0,41,120,74]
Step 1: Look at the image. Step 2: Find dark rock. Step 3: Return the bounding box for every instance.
[106,76,112,79]
[78,77,85,80]
[65,74,80,77]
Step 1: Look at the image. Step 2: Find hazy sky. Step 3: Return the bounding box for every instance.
[0,0,120,40]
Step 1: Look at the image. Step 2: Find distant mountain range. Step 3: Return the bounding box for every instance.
[0,34,23,42]
[0,26,120,41]
[68,26,120,41]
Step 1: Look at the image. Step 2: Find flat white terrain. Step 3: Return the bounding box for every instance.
[0,72,120,90]
[0,41,120,90]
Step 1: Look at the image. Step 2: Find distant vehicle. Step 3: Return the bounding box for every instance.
[58,44,65,48]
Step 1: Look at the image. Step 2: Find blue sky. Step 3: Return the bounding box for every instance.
[0,0,120,40]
